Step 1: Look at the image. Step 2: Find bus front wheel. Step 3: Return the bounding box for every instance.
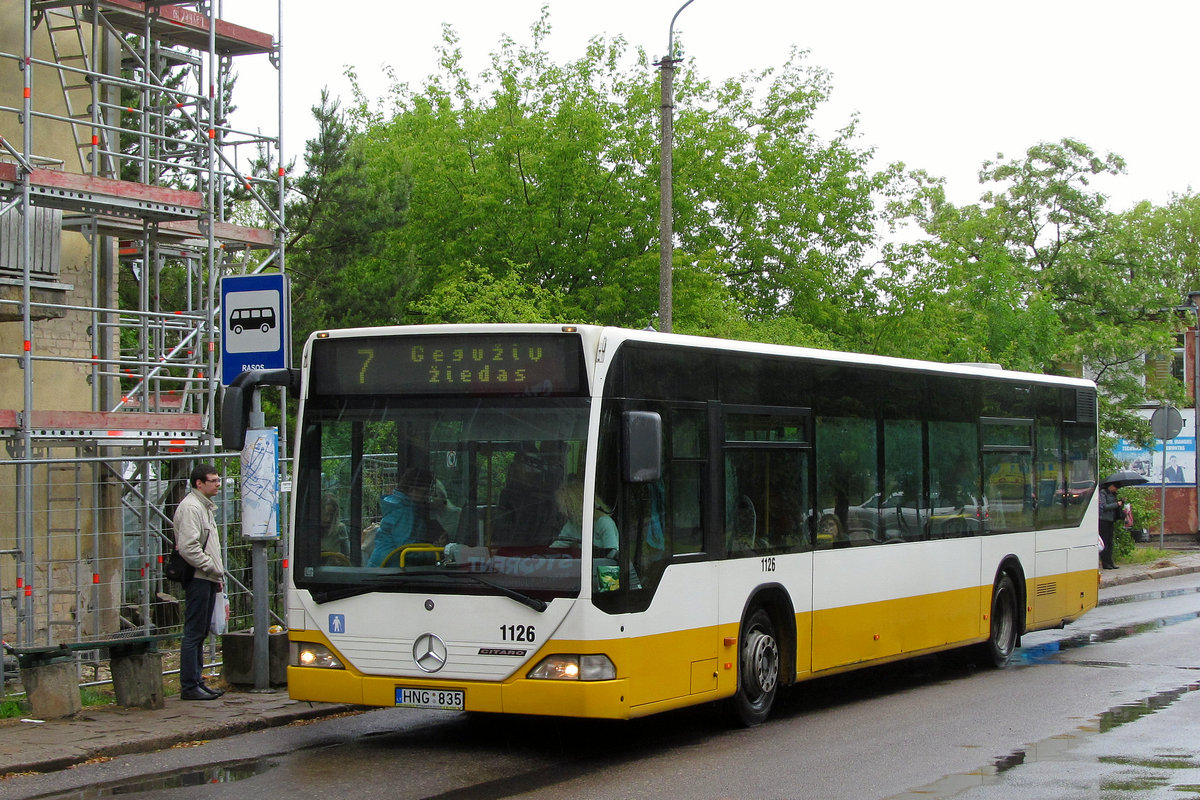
[730,608,780,727]
[984,572,1019,668]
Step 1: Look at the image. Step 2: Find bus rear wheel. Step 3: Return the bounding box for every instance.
[984,572,1019,668]
[730,608,780,727]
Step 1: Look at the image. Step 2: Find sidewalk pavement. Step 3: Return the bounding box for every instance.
[1099,548,1200,589]
[0,688,359,777]
[3,549,1200,778]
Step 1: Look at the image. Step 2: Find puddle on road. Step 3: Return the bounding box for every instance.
[886,683,1200,800]
[36,759,276,799]
[1014,611,1200,665]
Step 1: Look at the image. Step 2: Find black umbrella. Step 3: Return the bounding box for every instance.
[1100,470,1149,488]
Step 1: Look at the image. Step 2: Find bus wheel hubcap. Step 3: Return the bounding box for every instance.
[746,630,779,695]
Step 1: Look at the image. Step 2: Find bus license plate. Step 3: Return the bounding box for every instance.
[395,687,464,710]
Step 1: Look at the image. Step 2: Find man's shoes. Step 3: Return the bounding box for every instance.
[200,684,225,697]
[180,687,220,701]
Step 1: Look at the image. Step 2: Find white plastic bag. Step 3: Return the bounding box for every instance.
[210,590,229,636]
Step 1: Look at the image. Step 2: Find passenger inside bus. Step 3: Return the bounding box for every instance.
[429,479,461,541]
[494,447,563,548]
[368,467,433,567]
[550,476,618,555]
[319,493,350,564]
[550,476,635,592]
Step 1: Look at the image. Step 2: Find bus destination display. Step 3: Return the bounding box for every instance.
[310,333,586,396]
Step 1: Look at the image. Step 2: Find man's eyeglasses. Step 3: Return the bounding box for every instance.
[204,477,221,484]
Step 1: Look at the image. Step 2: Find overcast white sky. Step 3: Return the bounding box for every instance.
[221,0,1200,211]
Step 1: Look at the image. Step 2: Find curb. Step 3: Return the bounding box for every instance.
[88,702,362,762]
[1103,562,1200,588]
[1,701,361,776]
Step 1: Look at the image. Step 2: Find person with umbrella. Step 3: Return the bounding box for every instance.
[1097,470,1145,569]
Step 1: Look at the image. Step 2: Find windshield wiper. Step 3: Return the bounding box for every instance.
[311,586,373,604]
[454,573,548,613]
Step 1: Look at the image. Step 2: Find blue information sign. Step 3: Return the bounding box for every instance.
[220,273,290,385]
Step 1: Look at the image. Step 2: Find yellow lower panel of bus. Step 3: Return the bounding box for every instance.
[1028,566,1099,628]
[811,584,985,672]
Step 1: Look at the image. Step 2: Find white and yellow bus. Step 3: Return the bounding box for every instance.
[224,324,1099,725]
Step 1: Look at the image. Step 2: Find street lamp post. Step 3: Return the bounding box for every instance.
[655,0,694,334]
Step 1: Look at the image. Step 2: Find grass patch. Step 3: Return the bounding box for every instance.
[0,686,118,719]
[0,697,25,719]
[81,687,116,707]
[1119,547,1176,566]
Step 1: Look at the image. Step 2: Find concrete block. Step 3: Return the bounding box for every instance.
[21,661,82,719]
[111,651,165,709]
[221,631,287,686]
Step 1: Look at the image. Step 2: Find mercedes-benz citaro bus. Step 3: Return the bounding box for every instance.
[222,324,1099,726]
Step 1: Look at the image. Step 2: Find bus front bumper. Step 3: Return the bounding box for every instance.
[287,665,632,720]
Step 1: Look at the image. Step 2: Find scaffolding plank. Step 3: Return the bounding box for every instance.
[61,212,277,249]
[0,163,203,221]
[0,409,205,440]
[158,218,276,249]
[96,0,275,57]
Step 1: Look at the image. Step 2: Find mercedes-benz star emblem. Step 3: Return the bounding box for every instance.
[413,632,448,673]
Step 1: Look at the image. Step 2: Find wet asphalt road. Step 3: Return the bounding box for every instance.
[6,572,1200,800]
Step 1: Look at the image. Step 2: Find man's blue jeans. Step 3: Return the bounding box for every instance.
[181,577,218,692]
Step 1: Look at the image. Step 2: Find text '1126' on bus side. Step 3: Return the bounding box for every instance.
[224,324,1099,726]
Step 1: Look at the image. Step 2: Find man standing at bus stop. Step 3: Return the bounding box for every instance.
[174,463,227,700]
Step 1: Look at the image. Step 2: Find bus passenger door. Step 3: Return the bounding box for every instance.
[607,405,722,709]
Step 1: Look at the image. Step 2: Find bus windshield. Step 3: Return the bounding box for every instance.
[293,398,590,601]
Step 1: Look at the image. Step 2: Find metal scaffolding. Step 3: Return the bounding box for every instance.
[0,0,284,685]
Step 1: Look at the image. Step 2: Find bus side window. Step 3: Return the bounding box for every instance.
[929,421,981,538]
[723,448,809,556]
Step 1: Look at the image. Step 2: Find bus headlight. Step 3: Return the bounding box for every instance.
[291,642,344,669]
[527,654,616,681]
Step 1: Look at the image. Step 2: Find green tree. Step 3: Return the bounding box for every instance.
[883,139,1184,438]
[334,12,895,334]
[412,261,567,324]
[277,91,412,351]
[1112,192,1200,300]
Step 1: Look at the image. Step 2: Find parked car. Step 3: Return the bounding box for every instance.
[1053,480,1095,505]
[812,491,986,546]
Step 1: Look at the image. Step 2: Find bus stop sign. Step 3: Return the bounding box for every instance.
[220,273,290,386]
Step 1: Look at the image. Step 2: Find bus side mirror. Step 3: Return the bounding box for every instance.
[623,411,662,483]
[220,368,300,451]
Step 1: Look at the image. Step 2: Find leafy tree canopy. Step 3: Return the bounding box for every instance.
[316,9,896,339]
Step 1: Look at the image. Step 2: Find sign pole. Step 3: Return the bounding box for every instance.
[242,389,279,691]
[1161,438,1168,548]
[1151,403,1183,548]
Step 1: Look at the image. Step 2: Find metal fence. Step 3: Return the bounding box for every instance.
[0,449,287,696]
